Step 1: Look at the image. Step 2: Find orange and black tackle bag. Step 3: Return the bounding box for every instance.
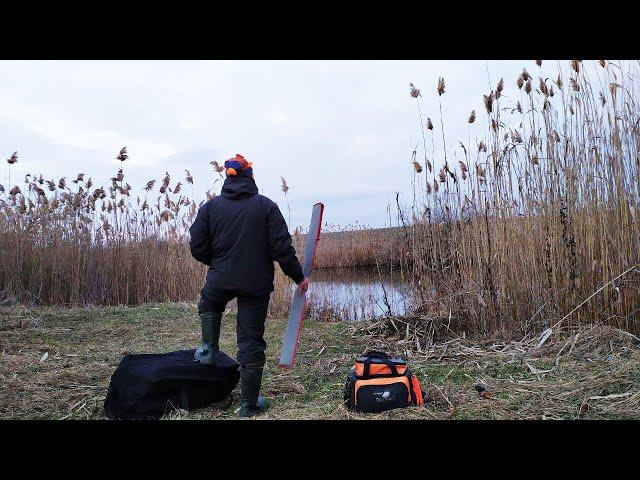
[343,350,424,413]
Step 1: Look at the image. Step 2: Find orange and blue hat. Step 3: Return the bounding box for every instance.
[224,154,253,177]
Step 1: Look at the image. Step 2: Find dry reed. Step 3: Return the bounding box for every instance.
[0,158,292,316]
[403,60,639,337]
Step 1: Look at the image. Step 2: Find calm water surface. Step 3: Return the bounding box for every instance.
[297,268,416,321]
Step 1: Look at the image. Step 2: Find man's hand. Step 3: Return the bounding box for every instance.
[297,277,310,295]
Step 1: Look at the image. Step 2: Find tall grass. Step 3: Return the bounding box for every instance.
[405,60,640,336]
[0,163,292,316]
[2,60,639,336]
[293,225,406,269]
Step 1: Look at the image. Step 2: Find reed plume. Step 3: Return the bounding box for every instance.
[399,59,640,337]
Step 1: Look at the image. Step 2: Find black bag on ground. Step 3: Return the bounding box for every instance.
[104,349,239,420]
[343,351,425,413]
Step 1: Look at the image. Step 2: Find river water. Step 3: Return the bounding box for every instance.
[296,268,416,321]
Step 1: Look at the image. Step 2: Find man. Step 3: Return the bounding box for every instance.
[189,154,309,417]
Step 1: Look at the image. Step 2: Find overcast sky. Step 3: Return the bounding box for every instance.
[1,60,578,229]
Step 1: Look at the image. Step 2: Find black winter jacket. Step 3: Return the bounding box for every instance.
[189,173,304,298]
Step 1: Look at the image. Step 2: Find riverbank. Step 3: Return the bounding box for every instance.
[2,303,639,420]
[293,226,405,269]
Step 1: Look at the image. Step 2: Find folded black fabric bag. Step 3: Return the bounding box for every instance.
[104,349,239,420]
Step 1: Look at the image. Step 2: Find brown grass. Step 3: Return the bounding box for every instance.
[294,226,407,269]
[2,303,639,420]
[0,164,292,316]
[404,60,640,337]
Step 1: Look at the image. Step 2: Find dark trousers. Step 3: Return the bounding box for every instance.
[198,290,271,368]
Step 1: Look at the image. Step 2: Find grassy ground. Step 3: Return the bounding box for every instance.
[1,303,639,420]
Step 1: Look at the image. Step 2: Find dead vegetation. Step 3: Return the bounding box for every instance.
[2,304,639,420]
[401,60,640,337]
[2,60,638,335]
[350,319,640,419]
[0,155,293,316]
[294,226,406,269]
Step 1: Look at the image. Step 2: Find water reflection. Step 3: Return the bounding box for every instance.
[298,268,415,321]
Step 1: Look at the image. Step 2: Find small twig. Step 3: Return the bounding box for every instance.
[588,392,634,401]
[61,384,105,390]
[567,332,580,356]
[433,384,454,409]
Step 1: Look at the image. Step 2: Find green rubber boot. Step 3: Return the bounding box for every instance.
[239,365,269,418]
[194,311,221,364]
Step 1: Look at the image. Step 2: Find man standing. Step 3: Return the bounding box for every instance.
[189,154,309,417]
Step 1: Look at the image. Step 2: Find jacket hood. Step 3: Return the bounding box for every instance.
[220,173,259,200]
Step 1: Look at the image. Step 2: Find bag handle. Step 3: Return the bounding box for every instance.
[363,350,389,359]
[362,352,398,377]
